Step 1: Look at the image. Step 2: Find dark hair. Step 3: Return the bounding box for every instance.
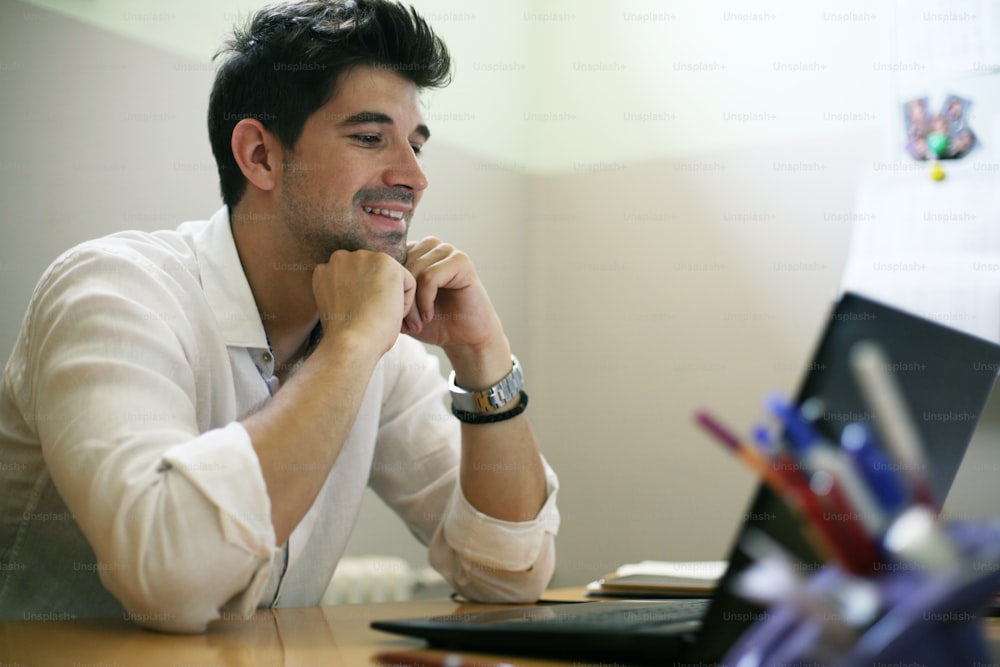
[208,0,452,209]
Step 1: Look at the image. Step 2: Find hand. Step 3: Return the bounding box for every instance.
[312,249,415,355]
[402,237,501,347]
[403,238,511,387]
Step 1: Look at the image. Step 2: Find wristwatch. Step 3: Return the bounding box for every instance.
[448,355,523,414]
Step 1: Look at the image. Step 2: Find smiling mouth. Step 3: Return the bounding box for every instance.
[362,206,405,220]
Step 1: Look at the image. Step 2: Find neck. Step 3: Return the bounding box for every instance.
[230,199,319,370]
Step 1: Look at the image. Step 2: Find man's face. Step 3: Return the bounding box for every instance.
[277,65,430,265]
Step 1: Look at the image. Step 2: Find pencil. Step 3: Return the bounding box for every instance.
[694,410,790,493]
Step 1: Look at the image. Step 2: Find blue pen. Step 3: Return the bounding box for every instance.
[766,394,826,455]
[752,423,778,454]
[840,423,908,515]
[767,394,890,568]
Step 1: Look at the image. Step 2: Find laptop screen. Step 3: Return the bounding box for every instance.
[690,291,1000,660]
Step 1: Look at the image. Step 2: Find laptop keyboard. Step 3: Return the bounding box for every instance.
[468,599,711,631]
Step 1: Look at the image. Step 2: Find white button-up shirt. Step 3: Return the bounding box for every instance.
[0,208,559,632]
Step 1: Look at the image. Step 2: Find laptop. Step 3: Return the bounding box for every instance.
[372,292,1000,664]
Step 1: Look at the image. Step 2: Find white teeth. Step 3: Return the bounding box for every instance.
[363,206,404,220]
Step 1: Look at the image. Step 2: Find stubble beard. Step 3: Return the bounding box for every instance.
[278,172,409,266]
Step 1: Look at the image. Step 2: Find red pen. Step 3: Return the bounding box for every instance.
[374,649,516,667]
[695,408,880,574]
[766,397,887,573]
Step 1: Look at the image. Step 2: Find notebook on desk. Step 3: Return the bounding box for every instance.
[372,292,1000,664]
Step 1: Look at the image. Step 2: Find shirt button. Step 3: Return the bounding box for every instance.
[262,351,273,364]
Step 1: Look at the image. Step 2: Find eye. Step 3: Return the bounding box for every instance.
[410,143,424,157]
[353,133,382,147]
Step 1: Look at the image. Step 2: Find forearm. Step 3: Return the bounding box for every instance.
[242,333,382,544]
[459,416,547,522]
[447,337,546,522]
[403,238,548,524]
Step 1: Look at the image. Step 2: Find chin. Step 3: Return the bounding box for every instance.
[374,235,408,263]
[386,244,407,265]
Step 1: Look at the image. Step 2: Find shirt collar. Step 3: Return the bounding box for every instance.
[194,207,269,350]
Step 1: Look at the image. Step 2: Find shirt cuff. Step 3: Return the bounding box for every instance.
[160,422,276,557]
[443,460,560,572]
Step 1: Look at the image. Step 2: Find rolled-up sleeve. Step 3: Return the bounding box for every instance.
[369,337,560,603]
[429,461,559,603]
[20,244,277,632]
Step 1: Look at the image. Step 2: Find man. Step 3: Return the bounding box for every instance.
[0,0,558,633]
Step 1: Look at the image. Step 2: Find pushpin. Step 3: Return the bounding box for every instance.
[926,131,949,158]
[926,131,948,181]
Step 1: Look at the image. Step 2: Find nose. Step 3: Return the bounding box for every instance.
[384,143,428,193]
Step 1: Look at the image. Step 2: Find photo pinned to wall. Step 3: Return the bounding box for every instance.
[903,94,979,161]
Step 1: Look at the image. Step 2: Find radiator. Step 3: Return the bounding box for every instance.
[321,556,446,604]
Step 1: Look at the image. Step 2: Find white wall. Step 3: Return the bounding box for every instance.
[14,0,540,168]
[17,0,891,173]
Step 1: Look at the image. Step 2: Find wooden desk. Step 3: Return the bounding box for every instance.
[0,592,590,667]
[3,589,1000,666]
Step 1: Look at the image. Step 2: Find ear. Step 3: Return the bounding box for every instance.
[231,119,283,193]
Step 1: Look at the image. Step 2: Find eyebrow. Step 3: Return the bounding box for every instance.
[339,110,430,141]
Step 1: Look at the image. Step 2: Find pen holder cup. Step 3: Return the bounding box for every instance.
[722,522,1000,667]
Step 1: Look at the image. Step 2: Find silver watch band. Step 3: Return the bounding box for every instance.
[448,355,523,414]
